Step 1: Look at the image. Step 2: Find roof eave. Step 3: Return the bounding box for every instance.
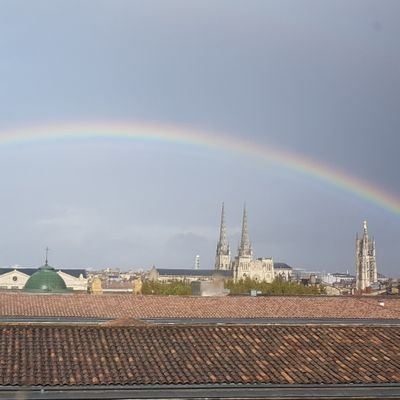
[1,383,400,399]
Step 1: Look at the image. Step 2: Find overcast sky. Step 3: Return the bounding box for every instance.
[0,0,399,276]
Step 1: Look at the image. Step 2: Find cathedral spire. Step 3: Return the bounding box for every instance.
[45,247,49,266]
[216,203,229,256]
[238,204,252,257]
[215,203,230,270]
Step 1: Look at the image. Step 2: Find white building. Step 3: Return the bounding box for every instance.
[322,272,355,285]
[274,263,293,281]
[0,267,87,291]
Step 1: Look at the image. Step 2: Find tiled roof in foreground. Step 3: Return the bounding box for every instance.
[0,292,399,320]
[0,324,399,386]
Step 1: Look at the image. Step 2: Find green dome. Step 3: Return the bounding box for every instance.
[23,263,68,293]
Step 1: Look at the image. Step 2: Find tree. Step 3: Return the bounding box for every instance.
[225,277,323,295]
[142,280,191,295]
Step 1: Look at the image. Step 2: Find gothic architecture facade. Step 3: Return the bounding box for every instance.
[215,204,274,282]
[356,220,377,291]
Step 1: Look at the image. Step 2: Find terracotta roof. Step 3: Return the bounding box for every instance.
[101,318,148,326]
[0,292,399,320]
[0,324,399,386]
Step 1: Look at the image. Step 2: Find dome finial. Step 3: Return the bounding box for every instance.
[45,246,49,266]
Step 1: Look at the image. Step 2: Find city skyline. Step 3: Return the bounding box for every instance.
[0,208,385,278]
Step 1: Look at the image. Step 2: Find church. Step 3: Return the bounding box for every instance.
[149,204,286,284]
[356,220,378,291]
[215,204,274,282]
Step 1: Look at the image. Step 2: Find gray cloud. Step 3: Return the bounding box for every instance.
[0,0,399,276]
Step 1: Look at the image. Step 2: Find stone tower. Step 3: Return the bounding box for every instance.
[233,205,254,281]
[356,220,377,291]
[215,203,231,270]
[238,205,252,258]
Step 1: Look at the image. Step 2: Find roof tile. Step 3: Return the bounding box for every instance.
[0,324,396,386]
[0,292,399,320]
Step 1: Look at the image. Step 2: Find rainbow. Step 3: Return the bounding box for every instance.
[0,120,399,216]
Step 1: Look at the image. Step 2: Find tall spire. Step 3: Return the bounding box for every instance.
[238,204,252,257]
[216,203,229,256]
[363,220,368,237]
[215,203,231,270]
[45,247,49,266]
[362,220,369,254]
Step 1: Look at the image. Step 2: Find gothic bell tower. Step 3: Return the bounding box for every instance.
[356,220,378,291]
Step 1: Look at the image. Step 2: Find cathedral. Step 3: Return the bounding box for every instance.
[356,220,378,291]
[215,204,274,282]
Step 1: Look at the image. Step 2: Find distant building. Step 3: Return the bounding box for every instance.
[91,277,103,295]
[321,272,356,296]
[215,204,274,282]
[148,267,232,283]
[322,272,355,285]
[89,278,137,294]
[292,268,323,284]
[274,263,293,281]
[0,266,87,291]
[87,268,143,285]
[147,204,291,285]
[24,261,70,293]
[356,220,378,291]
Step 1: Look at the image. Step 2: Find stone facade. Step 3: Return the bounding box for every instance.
[356,220,378,291]
[215,205,275,283]
[233,256,274,282]
[273,263,293,281]
[0,269,29,290]
[56,270,88,291]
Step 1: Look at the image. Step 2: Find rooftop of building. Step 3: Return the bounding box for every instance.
[0,292,399,321]
[153,268,233,277]
[0,289,399,398]
[330,272,355,277]
[273,262,292,269]
[0,323,398,393]
[23,263,70,293]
